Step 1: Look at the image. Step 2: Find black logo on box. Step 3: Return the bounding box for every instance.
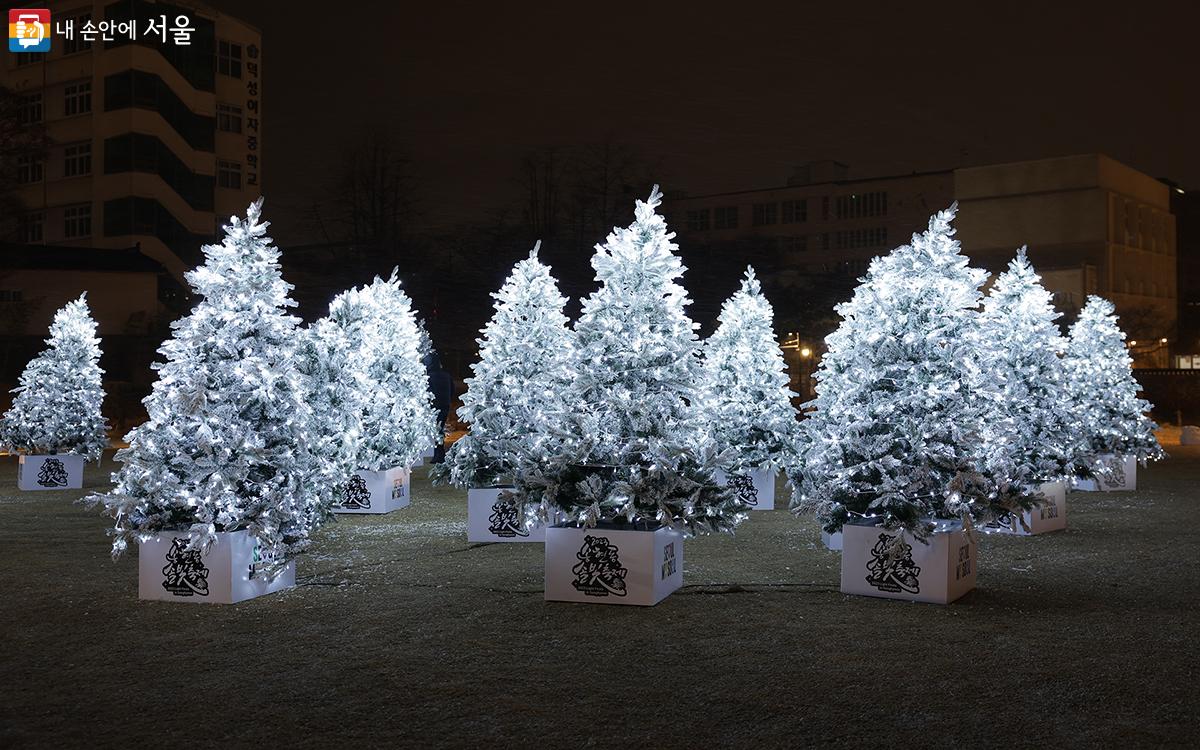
[955,543,972,580]
[36,457,69,487]
[661,541,677,579]
[987,511,1015,531]
[1102,459,1126,489]
[339,474,372,509]
[728,474,759,506]
[572,535,627,597]
[162,538,209,597]
[865,533,920,594]
[487,497,528,538]
[1039,500,1059,520]
[392,475,406,500]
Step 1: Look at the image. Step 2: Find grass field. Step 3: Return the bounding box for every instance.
[2,448,1196,748]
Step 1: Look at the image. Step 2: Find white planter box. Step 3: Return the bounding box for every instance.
[18,454,85,491]
[1074,455,1137,492]
[545,524,683,606]
[333,466,410,514]
[820,529,843,550]
[467,486,546,543]
[715,467,776,510]
[422,446,436,464]
[138,530,295,604]
[988,480,1067,535]
[841,520,977,604]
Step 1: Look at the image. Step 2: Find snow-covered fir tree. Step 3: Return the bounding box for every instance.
[974,248,1080,486]
[519,187,747,534]
[434,242,575,487]
[1063,295,1163,471]
[84,200,326,573]
[295,316,362,512]
[791,205,1023,540]
[328,271,438,471]
[0,294,108,461]
[701,266,798,473]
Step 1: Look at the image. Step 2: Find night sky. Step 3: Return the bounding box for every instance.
[210,1,1197,244]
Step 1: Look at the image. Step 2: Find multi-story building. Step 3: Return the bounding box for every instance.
[673,153,1179,367]
[2,0,262,282]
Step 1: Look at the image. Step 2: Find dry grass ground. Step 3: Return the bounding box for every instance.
[1,449,1196,749]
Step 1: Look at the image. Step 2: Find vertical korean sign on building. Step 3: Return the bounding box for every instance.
[245,42,261,189]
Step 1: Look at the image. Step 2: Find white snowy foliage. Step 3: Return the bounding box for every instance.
[84,201,326,571]
[295,317,363,512]
[328,271,438,471]
[0,294,108,461]
[701,266,798,472]
[1063,295,1163,469]
[791,205,1020,538]
[437,243,575,487]
[519,187,748,534]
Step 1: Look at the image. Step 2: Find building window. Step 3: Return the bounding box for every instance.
[218,160,242,189]
[63,14,93,55]
[64,204,92,238]
[14,51,40,67]
[782,199,807,223]
[18,211,45,243]
[835,191,888,219]
[63,142,92,177]
[685,209,710,232]
[785,236,808,252]
[713,206,738,230]
[752,202,778,226]
[833,227,888,250]
[217,103,243,133]
[17,93,42,126]
[16,154,44,184]
[64,81,92,116]
[0,290,23,303]
[217,40,243,78]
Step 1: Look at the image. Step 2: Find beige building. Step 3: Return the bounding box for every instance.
[2,0,262,281]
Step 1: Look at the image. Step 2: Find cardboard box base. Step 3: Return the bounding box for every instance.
[714,467,776,510]
[820,529,843,550]
[333,466,411,514]
[988,480,1067,535]
[138,530,295,604]
[545,524,683,606]
[17,454,85,491]
[467,486,546,542]
[840,520,977,604]
[1073,455,1137,492]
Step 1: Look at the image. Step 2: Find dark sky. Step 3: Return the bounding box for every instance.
[211,1,1197,244]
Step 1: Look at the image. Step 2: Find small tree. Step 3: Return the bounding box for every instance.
[435,242,575,487]
[0,294,108,461]
[85,201,325,573]
[701,266,798,473]
[975,248,1082,485]
[1063,295,1163,472]
[520,187,747,534]
[328,271,438,471]
[791,205,1021,540]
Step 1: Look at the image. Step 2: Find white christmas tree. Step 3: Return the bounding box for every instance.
[435,242,575,487]
[701,266,798,473]
[520,187,748,534]
[791,205,1020,539]
[1063,295,1163,472]
[0,294,108,461]
[328,271,438,472]
[84,201,326,572]
[974,248,1081,486]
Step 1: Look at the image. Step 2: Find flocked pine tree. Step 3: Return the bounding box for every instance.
[974,248,1080,487]
[84,201,327,572]
[519,187,747,534]
[1063,295,1163,473]
[0,294,108,461]
[791,205,1022,540]
[434,242,575,487]
[328,271,438,472]
[701,266,798,473]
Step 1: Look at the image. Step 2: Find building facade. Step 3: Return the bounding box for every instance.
[2,0,261,281]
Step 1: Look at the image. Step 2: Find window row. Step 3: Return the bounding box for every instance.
[15,143,93,183]
[15,82,92,125]
[16,205,93,243]
[683,193,888,232]
[834,191,887,219]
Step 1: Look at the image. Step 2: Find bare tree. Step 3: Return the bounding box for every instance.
[520,148,560,239]
[332,130,415,246]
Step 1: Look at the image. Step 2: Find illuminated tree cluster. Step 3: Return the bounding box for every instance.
[0,294,109,461]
